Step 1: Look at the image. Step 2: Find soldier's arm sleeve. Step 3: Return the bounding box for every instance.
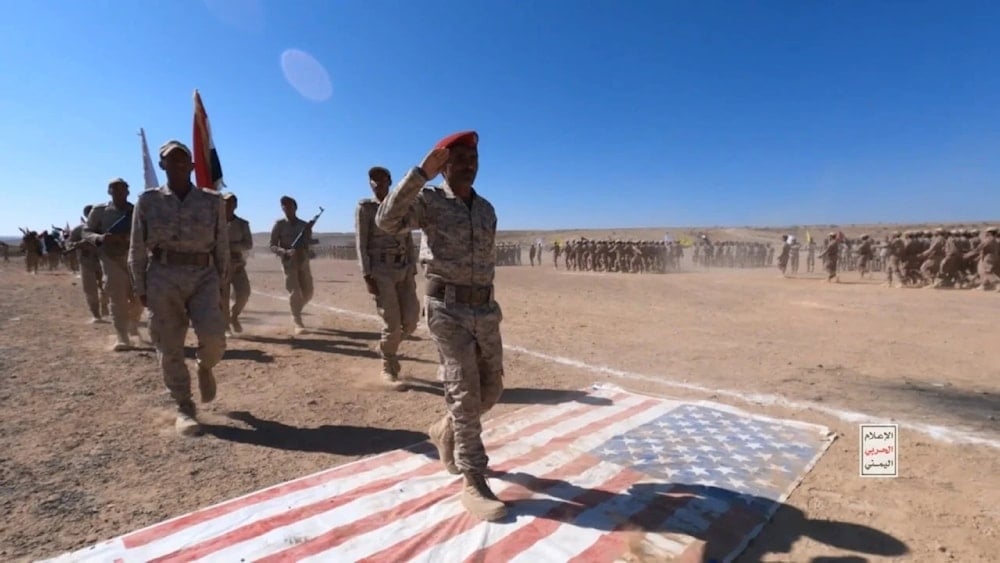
[128,199,148,296]
[355,203,371,276]
[269,221,284,256]
[241,220,253,251]
[82,207,103,244]
[214,198,230,280]
[375,167,426,234]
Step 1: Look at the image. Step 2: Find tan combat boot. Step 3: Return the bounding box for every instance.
[460,472,507,521]
[176,400,201,436]
[427,416,460,474]
[230,317,243,333]
[381,358,404,389]
[197,362,217,403]
[293,315,306,335]
[113,331,131,352]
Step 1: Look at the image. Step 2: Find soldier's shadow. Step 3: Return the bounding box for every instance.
[488,476,908,562]
[183,346,275,364]
[238,334,380,359]
[396,382,613,406]
[201,411,428,456]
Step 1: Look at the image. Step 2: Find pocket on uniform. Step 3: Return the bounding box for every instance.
[440,363,464,383]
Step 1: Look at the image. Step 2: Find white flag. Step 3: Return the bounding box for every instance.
[139,128,161,189]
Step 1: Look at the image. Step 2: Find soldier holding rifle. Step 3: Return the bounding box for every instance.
[84,177,144,350]
[270,196,323,334]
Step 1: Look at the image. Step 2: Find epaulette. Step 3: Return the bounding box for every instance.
[199,187,222,197]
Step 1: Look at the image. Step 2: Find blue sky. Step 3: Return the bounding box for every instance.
[1,0,998,237]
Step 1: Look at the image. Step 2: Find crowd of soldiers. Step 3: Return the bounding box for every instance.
[692,240,776,269]
[766,229,1000,290]
[309,241,547,267]
[11,227,83,274]
[548,239,682,273]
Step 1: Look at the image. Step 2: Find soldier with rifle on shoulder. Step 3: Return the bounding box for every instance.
[269,195,323,334]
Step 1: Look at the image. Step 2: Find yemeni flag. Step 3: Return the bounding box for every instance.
[192,89,225,190]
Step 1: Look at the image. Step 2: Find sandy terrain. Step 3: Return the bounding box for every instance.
[0,244,997,562]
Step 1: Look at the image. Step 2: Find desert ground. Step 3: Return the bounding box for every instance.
[0,229,998,562]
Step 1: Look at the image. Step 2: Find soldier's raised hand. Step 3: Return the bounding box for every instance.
[419,148,450,179]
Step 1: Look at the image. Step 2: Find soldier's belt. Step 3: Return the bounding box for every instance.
[152,249,212,268]
[426,279,492,306]
[372,252,408,265]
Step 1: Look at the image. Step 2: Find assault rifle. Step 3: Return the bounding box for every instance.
[290,206,324,250]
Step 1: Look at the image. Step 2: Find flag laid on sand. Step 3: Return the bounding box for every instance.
[192,89,224,191]
[42,385,835,563]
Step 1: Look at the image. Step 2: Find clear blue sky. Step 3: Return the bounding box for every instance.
[2,0,998,237]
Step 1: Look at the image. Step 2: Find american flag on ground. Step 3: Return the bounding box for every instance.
[43,385,835,563]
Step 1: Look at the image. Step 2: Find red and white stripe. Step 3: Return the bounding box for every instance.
[43,388,706,563]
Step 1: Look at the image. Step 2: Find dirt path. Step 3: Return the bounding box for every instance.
[0,257,997,562]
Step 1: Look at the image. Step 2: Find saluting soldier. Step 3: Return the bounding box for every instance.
[376,130,508,522]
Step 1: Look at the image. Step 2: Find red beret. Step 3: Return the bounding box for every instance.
[434,130,478,150]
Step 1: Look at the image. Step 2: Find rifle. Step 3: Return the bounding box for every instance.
[289,207,324,250]
[105,210,132,235]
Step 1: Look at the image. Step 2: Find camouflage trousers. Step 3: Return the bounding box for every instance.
[146,262,227,404]
[370,264,420,375]
[824,257,838,279]
[979,256,999,287]
[222,264,251,326]
[79,257,108,319]
[858,256,870,274]
[426,295,504,475]
[282,257,314,318]
[25,253,40,273]
[101,253,143,336]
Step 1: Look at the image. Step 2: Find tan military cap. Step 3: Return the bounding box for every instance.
[107,177,128,187]
[985,227,998,234]
[159,139,192,158]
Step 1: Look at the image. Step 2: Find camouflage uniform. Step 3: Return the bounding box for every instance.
[84,186,144,348]
[269,215,314,329]
[376,132,506,521]
[856,236,874,277]
[818,234,840,281]
[129,140,229,435]
[222,194,253,333]
[356,196,420,381]
[69,218,109,321]
[20,232,41,273]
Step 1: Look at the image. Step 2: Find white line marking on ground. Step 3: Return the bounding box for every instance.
[252,290,1000,450]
